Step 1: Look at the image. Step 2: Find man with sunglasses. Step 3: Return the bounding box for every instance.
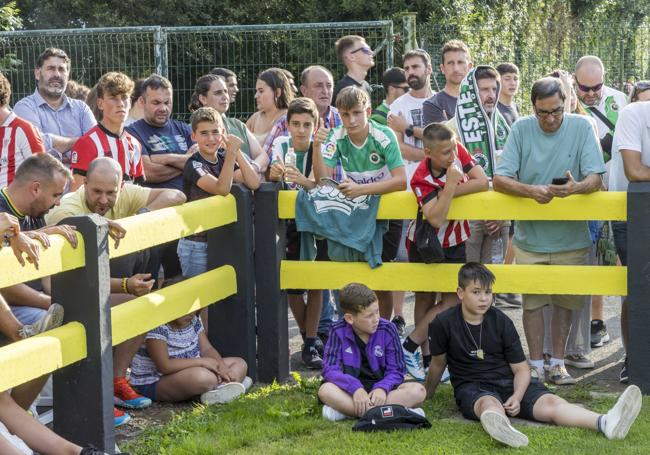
[574,56,627,351]
[494,77,605,386]
[370,67,408,126]
[332,35,374,105]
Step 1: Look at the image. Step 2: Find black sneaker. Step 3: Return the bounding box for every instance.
[302,345,323,369]
[313,336,324,357]
[591,319,610,348]
[620,358,629,384]
[391,315,406,337]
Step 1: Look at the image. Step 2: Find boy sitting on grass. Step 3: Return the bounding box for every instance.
[425,262,642,448]
[319,283,426,421]
[129,311,252,405]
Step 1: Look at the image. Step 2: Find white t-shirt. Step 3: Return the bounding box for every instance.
[609,101,650,191]
[587,85,628,139]
[389,92,429,183]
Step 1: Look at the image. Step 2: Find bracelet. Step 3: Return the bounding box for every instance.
[122,277,129,294]
[251,161,261,173]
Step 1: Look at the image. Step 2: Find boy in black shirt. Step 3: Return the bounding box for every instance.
[424,262,642,448]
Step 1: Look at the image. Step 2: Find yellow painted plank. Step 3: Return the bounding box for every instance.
[0,322,87,392]
[110,195,237,258]
[0,234,85,289]
[111,265,237,345]
[280,261,627,296]
[278,190,626,221]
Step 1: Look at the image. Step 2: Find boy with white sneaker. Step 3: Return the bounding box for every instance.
[424,262,642,448]
[318,283,426,421]
[129,312,252,405]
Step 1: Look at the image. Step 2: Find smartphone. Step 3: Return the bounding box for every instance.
[320,177,339,187]
[551,177,569,185]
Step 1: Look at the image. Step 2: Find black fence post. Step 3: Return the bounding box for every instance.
[626,182,650,393]
[253,182,290,383]
[51,215,114,452]
[207,184,257,380]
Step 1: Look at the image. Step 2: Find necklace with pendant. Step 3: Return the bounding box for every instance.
[464,319,484,360]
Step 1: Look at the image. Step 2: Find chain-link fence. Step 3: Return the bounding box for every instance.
[0,21,394,121]
[416,23,650,114]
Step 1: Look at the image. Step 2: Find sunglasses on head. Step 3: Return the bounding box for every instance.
[635,81,650,91]
[351,45,372,55]
[575,80,604,93]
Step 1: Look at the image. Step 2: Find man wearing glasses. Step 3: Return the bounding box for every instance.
[332,35,374,105]
[370,67,408,126]
[494,77,605,386]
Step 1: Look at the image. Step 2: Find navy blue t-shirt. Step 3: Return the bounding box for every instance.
[126,119,194,191]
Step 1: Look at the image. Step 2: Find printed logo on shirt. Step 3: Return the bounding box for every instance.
[345,346,353,354]
[374,345,384,358]
[323,141,336,160]
[369,152,381,164]
[307,186,371,216]
[71,151,78,164]
[381,406,394,418]
[192,160,206,177]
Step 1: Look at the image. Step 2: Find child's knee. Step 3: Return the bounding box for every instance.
[407,382,427,401]
[228,357,248,380]
[318,382,338,401]
[195,368,220,392]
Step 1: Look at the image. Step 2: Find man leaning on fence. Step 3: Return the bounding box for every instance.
[13,48,96,167]
[46,156,186,427]
[493,77,605,386]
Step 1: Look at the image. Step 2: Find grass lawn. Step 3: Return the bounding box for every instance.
[124,373,650,454]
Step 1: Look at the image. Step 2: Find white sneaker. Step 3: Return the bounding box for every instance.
[200,382,245,405]
[408,407,426,418]
[603,385,642,440]
[241,376,253,392]
[440,367,450,383]
[19,303,64,339]
[402,347,425,381]
[564,354,595,369]
[480,410,529,448]
[322,405,348,422]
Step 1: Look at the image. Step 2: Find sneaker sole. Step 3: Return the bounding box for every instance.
[114,413,131,427]
[564,359,595,369]
[200,382,245,405]
[114,396,152,410]
[37,303,65,333]
[480,411,529,448]
[591,333,610,348]
[549,376,577,385]
[607,385,642,439]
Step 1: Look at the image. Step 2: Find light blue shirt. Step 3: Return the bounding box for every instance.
[13,89,96,159]
[496,114,606,253]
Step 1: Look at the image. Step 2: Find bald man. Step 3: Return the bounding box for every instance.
[46,156,186,426]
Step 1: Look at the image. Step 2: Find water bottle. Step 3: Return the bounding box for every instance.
[491,235,504,264]
[284,147,296,183]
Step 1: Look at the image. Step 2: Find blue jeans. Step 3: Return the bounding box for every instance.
[177,238,208,278]
[318,290,335,336]
[11,305,45,325]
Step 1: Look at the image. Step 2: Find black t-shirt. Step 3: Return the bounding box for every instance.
[497,101,520,127]
[332,75,372,106]
[422,91,458,125]
[354,332,383,392]
[0,188,45,232]
[428,305,526,388]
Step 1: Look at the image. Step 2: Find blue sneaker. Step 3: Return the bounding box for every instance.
[114,377,152,409]
[114,407,131,427]
[403,346,425,381]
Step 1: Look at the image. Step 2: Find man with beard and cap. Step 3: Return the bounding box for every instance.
[14,48,96,167]
[447,66,511,267]
[422,40,473,125]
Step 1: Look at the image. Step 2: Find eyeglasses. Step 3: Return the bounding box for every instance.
[351,45,373,55]
[535,106,564,118]
[575,79,604,93]
[393,84,410,92]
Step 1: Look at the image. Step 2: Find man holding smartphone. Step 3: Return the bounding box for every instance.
[493,77,605,386]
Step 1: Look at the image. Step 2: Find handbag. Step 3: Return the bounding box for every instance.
[414,208,445,263]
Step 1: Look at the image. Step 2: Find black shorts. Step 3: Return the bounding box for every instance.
[286,220,329,295]
[382,219,403,262]
[407,240,466,264]
[611,221,627,266]
[454,379,551,422]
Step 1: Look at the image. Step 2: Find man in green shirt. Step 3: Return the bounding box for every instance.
[370,68,408,126]
[494,77,605,387]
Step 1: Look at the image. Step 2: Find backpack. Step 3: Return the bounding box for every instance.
[352,405,431,432]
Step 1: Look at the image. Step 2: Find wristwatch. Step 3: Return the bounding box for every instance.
[136,207,150,215]
[405,125,414,137]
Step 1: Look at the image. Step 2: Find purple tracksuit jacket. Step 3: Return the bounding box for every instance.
[322,318,406,395]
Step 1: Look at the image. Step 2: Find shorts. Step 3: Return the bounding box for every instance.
[382,220,404,262]
[177,238,208,278]
[407,239,466,264]
[514,245,590,311]
[286,220,329,295]
[10,305,46,326]
[133,381,158,401]
[455,379,551,422]
[611,221,627,266]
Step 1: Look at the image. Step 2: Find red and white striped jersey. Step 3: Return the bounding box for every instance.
[409,142,475,248]
[0,112,45,187]
[70,124,144,181]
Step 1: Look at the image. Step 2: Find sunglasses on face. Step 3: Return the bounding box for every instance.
[535,106,564,118]
[351,45,373,55]
[575,79,604,93]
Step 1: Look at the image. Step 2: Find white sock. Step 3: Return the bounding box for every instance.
[530,360,544,371]
[550,357,564,368]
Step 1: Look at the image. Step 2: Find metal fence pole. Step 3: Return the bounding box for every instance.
[207,184,257,380]
[154,26,169,77]
[51,215,114,453]
[253,182,290,383]
[402,13,418,53]
[626,182,650,393]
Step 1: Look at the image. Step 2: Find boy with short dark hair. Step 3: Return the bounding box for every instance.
[319,283,426,421]
[496,63,520,126]
[424,262,642,448]
[370,67,408,126]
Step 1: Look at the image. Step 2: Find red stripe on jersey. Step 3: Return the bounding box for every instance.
[0,114,44,187]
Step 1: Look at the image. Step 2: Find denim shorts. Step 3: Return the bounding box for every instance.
[177,238,208,278]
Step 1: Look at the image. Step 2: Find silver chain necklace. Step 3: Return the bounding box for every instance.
[464,319,484,360]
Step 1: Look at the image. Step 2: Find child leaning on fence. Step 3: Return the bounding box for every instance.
[129,312,252,404]
[318,283,426,421]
